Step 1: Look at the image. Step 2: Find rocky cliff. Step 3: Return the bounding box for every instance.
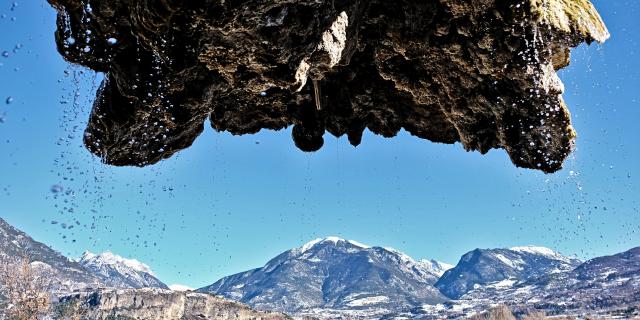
[58,289,291,320]
[47,0,608,172]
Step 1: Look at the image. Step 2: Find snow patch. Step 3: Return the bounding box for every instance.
[346,295,389,307]
[80,251,155,276]
[298,236,370,253]
[169,284,193,292]
[493,253,524,270]
[510,246,558,257]
[486,278,517,289]
[419,259,454,276]
[509,246,577,264]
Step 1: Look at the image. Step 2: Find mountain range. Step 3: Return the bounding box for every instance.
[0,218,166,291]
[435,246,582,299]
[199,237,451,316]
[1,217,639,319]
[199,238,639,318]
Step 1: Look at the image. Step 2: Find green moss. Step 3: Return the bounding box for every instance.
[529,0,610,43]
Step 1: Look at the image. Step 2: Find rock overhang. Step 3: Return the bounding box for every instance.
[47,0,609,173]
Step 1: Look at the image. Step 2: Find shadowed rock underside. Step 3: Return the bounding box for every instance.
[47,0,608,172]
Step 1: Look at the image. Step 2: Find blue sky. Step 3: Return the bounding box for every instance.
[0,1,638,288]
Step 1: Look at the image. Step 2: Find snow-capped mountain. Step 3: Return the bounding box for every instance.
[0,217,166,291]
[418,259,454,277]
[0,218,102,291]
[199,237,449,316]
[79,251,168,289]
[3,218,639,319]
[446,246,640,318]
[435,246,581,299]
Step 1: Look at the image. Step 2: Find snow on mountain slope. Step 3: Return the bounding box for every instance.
[447,247,640,318]
[168,284,194,291]
[79,251,168,289]
[199,237,448,315]
[0,217,103,291]
[435,246,581,299]
[298,237,371,253]
[419,259,454,277]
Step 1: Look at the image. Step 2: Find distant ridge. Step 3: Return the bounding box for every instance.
[199,236,450,316]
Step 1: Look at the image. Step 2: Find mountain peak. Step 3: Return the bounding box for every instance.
[80,251,155,276]
[201,237,447,314]
[436,246,581,299]
[78,251,167,289]
[508,246,579,264]
[298,236,370,253]
[509,245,558,256]
[419,259,454,276]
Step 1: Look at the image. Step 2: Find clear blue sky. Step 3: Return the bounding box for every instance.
[0,1,638,288]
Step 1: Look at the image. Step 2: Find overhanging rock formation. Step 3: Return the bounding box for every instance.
[47,0,608,172]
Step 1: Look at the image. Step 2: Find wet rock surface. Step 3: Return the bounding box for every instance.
[47,0,608,172]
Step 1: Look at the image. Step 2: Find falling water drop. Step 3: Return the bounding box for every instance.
[107,37,118,46]
[5,97,13,104]
[51,184,64,194]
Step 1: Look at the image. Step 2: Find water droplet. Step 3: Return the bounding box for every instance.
[107,37,118,46]
[66,37,76,45]
[51,184,64,194]
[5,97,13,104]
[1,51,9,58]
[260,91,267,97]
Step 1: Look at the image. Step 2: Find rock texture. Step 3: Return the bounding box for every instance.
[47,0,608,172]
[58,289,291,320]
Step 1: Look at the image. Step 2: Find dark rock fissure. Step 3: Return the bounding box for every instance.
[47,0,608,172]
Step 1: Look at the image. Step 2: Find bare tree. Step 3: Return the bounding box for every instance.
[0,256,51,320]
